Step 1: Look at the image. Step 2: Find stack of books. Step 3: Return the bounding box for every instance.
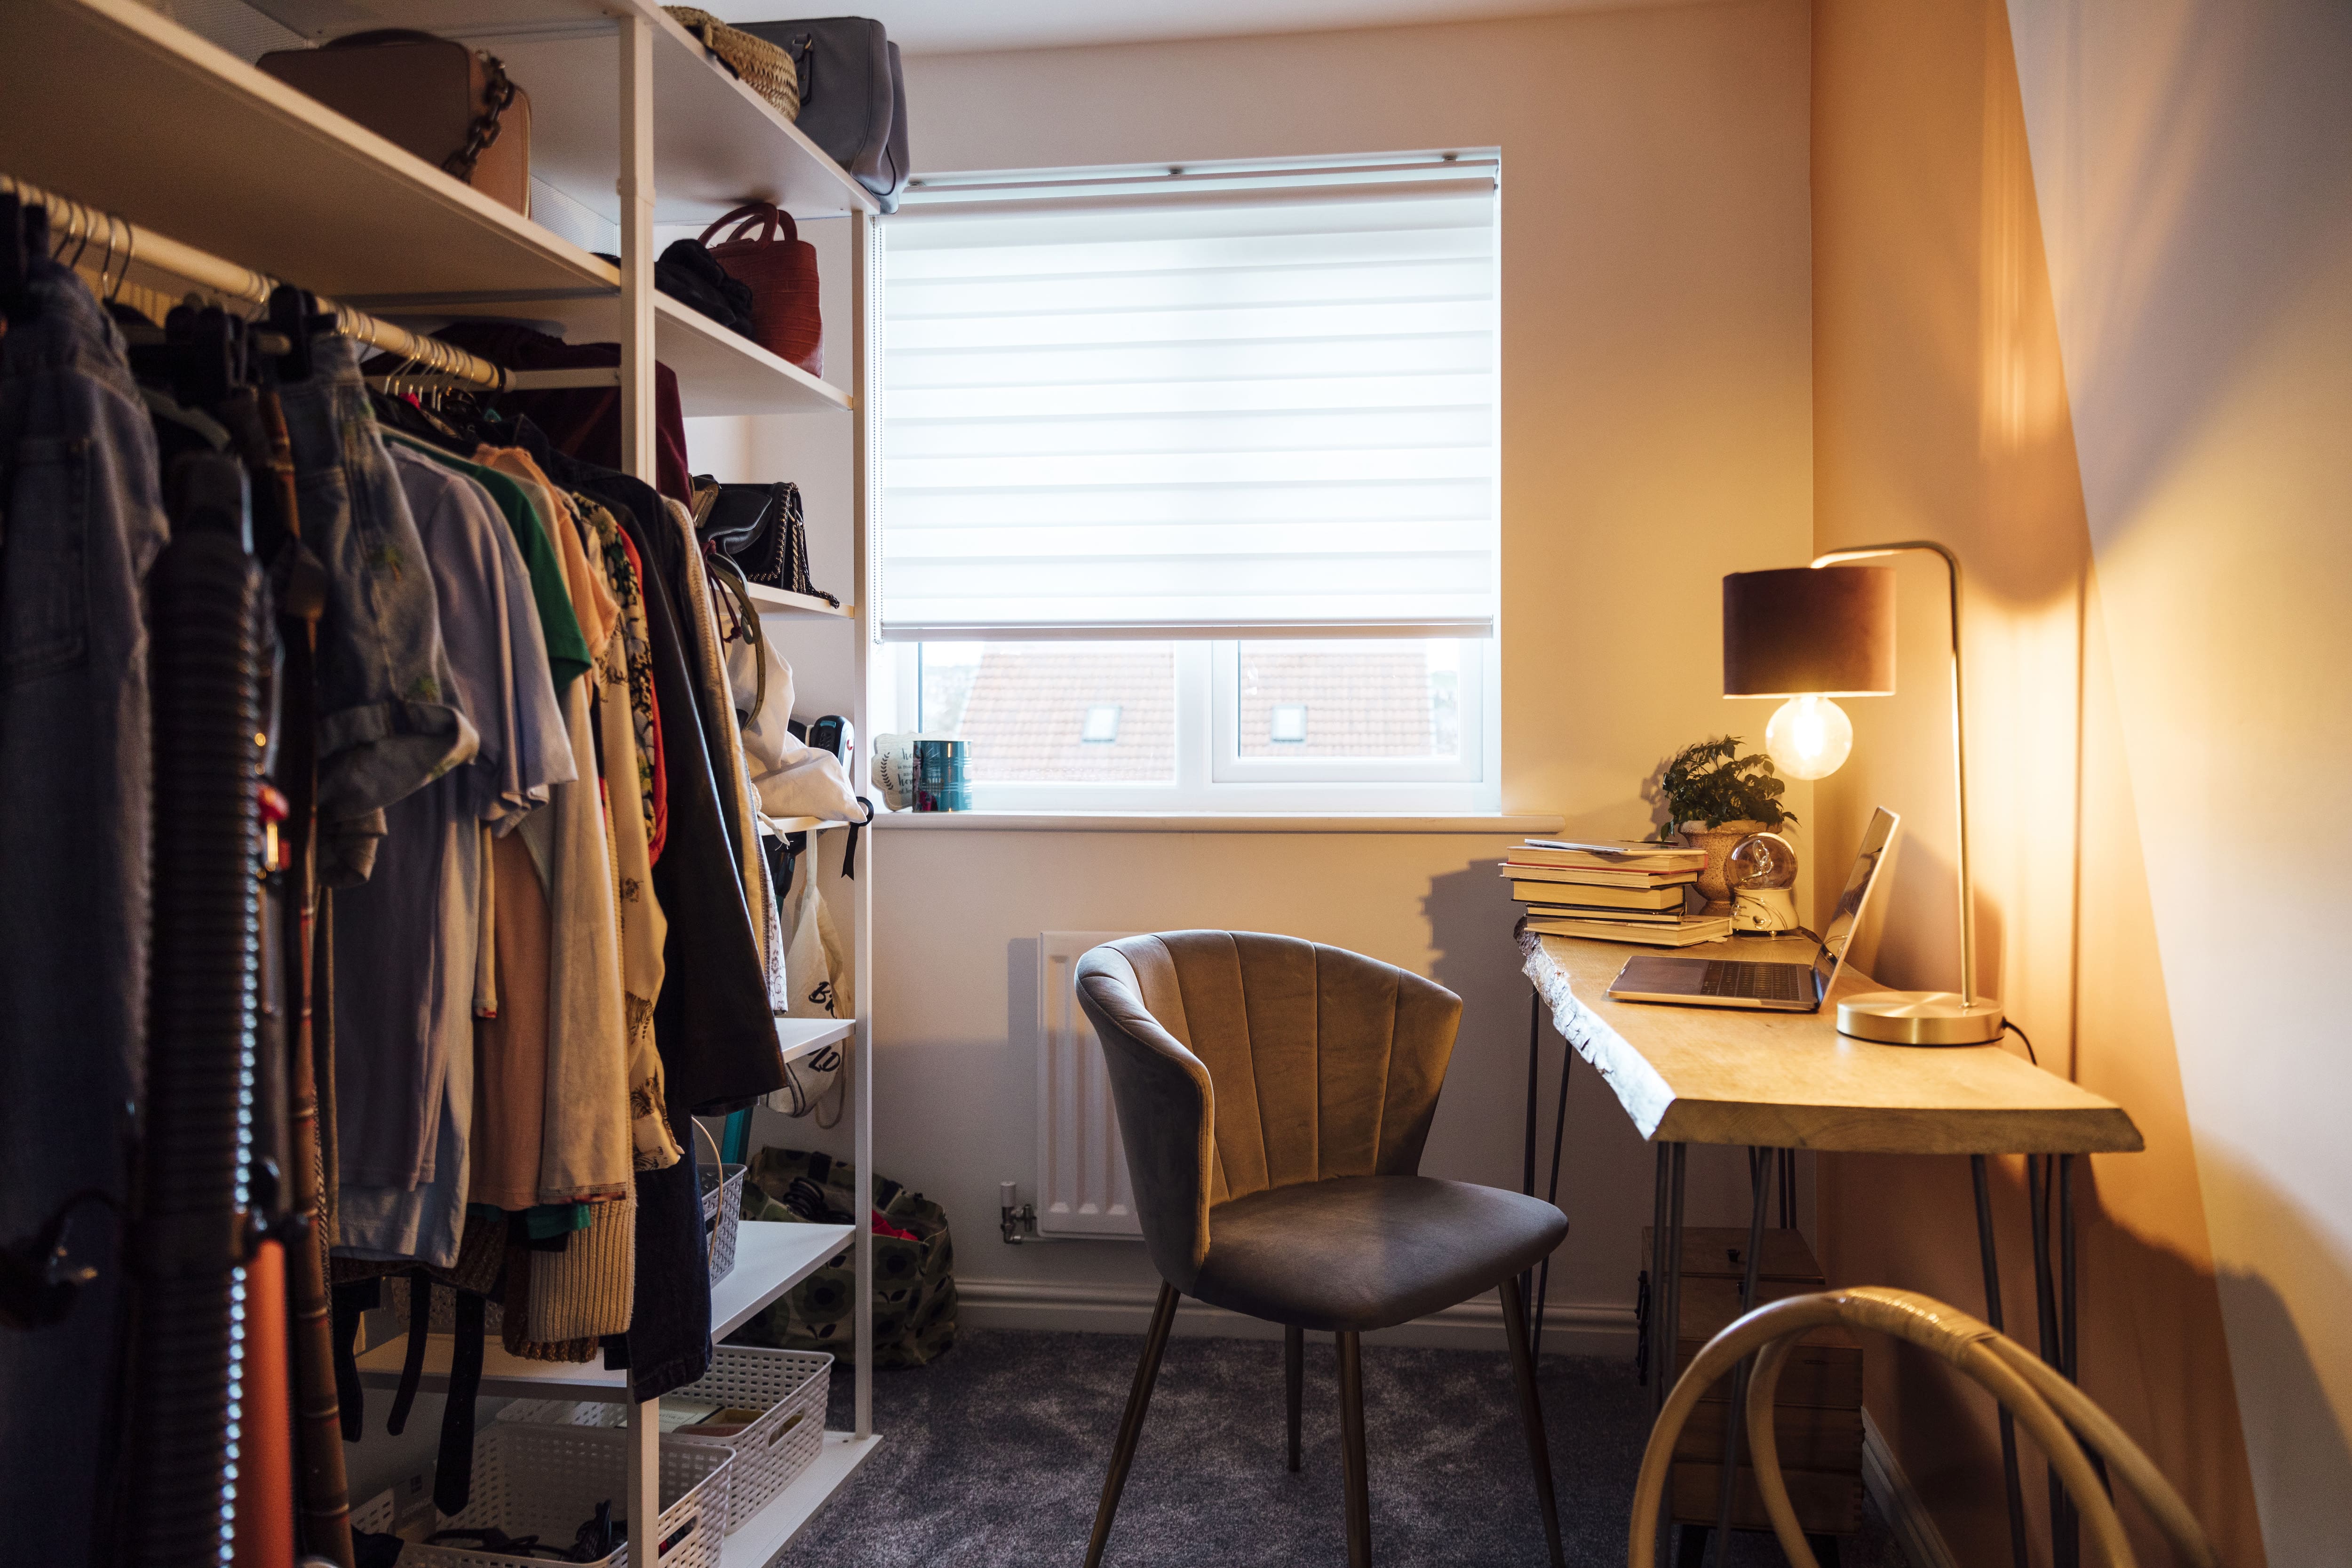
[1504,839,1732,946]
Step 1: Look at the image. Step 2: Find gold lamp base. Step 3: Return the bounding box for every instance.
[1836,990,2007,1047]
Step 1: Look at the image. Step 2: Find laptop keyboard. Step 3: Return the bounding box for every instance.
[1698,961,1812,1003]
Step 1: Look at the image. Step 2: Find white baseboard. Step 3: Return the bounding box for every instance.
[955,1275,1639,1356]
[1861,1409,1959,1568]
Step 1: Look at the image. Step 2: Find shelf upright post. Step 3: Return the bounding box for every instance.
[850,202,879,1442]
[617,8,658,482]
[617,7,662,1547]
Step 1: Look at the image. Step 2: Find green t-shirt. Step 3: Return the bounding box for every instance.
[383,430,591,694]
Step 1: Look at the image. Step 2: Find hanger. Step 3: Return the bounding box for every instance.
[266,284,331,385]
[0,195,47,321]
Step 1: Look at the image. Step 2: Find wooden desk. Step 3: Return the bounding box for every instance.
[1515,926,2140,1568]
[1521,929,2140,1155]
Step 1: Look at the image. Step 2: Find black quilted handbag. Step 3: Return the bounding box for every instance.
[692,477,836,600]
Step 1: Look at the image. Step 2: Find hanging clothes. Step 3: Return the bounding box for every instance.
[333,444,572,1267]
[0,253,168,1568]
[435,319,695,506]
[511,421,785,1115]
[599,508,667,863]
[274,338,478,831]
[576,499,679,1173]
[474,446,635,1207]
[664,495,787,1017]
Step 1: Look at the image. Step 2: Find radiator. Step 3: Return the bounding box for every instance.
[1038,932,1144,1239]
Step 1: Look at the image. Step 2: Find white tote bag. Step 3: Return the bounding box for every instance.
[767,844,850,1121]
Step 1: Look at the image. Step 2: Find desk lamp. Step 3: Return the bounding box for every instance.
[1721,545,2006,1045]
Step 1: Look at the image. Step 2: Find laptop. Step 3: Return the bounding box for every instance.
[1605,807,1899,1012]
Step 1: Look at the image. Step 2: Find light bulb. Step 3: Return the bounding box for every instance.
[1764,693,1852,780]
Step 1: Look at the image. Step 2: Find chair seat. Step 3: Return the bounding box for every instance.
[1188,1175,1567,1333]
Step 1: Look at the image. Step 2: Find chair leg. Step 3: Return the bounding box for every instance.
[1285,1324,1303,1472]
[1500,1275,1567,1568]
[1084,1281,1181,1568]
[1336,1331,1372,1568]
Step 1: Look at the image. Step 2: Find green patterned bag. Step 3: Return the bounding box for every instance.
[726,1146,958,1368]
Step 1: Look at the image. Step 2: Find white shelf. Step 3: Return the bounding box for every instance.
[245,0,877,223]
[402,292,850,417]
[353,1221,853,1401]
[719,1433,881,1568]
[744,583,854,616]
[775,1017,854,1067]
[759,816,855,838]
[653,297,851,417]
[3,0,617,301]
[3,2,858,419]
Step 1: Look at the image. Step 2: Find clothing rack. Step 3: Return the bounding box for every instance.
[0,172,608,394]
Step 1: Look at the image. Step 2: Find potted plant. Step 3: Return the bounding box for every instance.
[1649,737,1797,909]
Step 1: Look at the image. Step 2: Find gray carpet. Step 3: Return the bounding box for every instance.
[775,1329,1911,1567]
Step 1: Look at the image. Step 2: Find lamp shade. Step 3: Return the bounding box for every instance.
[1722,567,1897,697]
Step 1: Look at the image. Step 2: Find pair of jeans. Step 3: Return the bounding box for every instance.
[273,334,473,822]
[0,257,170,1566]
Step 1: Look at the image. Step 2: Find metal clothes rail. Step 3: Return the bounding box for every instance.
[1,172,610,393]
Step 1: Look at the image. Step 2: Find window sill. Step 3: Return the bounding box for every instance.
[868,812,1563,835]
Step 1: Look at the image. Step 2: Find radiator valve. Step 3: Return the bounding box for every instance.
[999,1181,1040,1244]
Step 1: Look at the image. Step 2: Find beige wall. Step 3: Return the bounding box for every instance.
[2003,0,2352,1558]
[1811,0,2282,1560]
[732,0,1818,1339]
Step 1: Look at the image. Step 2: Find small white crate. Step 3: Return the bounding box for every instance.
[701,1161,746,1285]
[496,1345,831,1535]
[351,1488,398,1535]
[389,1421,732,1568]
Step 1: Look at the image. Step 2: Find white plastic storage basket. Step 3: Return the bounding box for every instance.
[700,1161,746,1284]
[388,1421,732,1568]
[497,1345,831,1534]
[350,1488,397,1535]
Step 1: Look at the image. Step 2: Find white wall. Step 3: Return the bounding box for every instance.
[2004,0,2352,1555]
[702,0,1817,1345]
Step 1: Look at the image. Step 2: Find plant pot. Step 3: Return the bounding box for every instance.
[1681,821,1767,913]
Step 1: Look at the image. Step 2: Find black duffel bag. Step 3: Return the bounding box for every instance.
[736,17,909,212]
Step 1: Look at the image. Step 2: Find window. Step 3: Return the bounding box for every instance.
[878,156,1500,811]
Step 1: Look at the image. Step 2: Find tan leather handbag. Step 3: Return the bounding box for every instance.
[259,31,531,216]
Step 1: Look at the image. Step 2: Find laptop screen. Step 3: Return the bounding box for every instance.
[1813,807,1900,995]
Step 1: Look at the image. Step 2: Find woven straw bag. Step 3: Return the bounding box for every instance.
[698,202,823,374]
[666,7,800,120]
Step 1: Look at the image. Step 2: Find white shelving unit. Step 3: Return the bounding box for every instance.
[2,0,885,1559]
[743,583,854,618]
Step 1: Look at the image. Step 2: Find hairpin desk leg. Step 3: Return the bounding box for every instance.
[1971,1156,2031,1568]
[1707,1148,1774,1568]
[1533,1036,1571,1358]
[1520,988,1540,1339]
[1646,1143,1671,1404]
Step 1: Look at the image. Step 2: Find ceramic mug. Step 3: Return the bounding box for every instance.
[871,732,921,812]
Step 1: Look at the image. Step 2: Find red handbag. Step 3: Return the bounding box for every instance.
[698,202,822,375]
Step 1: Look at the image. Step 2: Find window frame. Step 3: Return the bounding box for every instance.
[892,639,1498,814]
[876,151,1506,815]
[1208,639,1486,786]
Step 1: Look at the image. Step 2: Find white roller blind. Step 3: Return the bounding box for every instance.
[877,163,1500,641]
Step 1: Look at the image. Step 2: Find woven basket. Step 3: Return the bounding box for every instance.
[374,1422,732,1568]
[691,1120,745,1286]
[665,8,799,119]
[700,1161,746,1285]
[696,202,823,375]
[499,1346,832,1535]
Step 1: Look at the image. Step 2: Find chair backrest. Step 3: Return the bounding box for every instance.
[1630,1286,2219,1568]
[1075,931,1462,1291]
